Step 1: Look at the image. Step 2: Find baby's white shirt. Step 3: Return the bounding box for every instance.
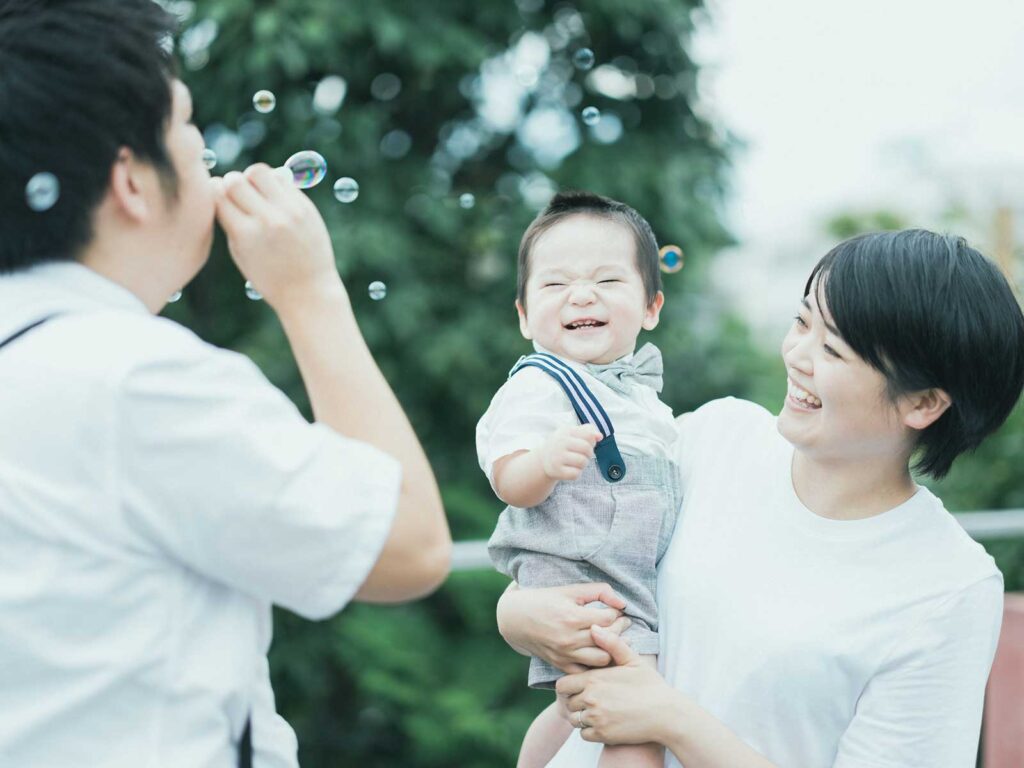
[475,344,677,487]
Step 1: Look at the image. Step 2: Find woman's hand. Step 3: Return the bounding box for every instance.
[556,625,682,746]
[496,583,631,673]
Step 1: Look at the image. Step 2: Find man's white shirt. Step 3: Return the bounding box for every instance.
[0,263,401,767]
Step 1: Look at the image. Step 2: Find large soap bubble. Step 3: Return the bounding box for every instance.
[284,150,328,189]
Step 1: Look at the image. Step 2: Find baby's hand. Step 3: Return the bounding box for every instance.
[539,424,602,481]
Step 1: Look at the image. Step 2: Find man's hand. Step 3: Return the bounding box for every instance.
[213,163,342,312]
[539,424,601,481]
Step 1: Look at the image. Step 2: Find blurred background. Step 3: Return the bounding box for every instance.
[162,0,1024,765]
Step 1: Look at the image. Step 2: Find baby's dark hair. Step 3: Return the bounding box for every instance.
[516,191,662,311]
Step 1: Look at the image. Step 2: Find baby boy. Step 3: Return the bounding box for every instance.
[477,191,681,768]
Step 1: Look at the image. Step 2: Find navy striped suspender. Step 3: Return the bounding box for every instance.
[510,352,626,482]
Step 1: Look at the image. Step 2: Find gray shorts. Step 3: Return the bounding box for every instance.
[488,454,681,688]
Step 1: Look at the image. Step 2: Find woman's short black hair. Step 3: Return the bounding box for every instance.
[0,0,179,273]
[806,229,1024,479]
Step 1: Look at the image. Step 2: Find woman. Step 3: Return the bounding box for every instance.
[497,229,1024,767]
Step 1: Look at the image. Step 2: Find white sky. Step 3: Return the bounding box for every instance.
[692,0,1024,341]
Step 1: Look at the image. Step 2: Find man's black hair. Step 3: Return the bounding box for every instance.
[806,229,1024,479]
[517,190,662,310]
[0,0,179,273]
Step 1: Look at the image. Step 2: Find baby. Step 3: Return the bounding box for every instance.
[477,191,681,768]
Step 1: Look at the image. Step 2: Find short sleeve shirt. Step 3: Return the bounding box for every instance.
[0,263,401,767]
[475,345,677,486]
[549,397,1002,768]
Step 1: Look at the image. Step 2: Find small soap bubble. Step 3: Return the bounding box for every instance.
[168,290,183,303]
[581,106,601,126]
[25,172,60,212]
[333,177,359,203]
[252,89,276,114]
[573,48,595,71]
[201,148,217,170]
[284,150,327,189]
[658,244,684,274]
[244,280,263,301]
[368,281,387,301]
[459,193,476,209]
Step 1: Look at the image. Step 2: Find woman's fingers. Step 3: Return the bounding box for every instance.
[570,647,613,668]
[555,672,588,698]
[223,171,270,217]
[590,625,640,667]
[568,582,627,611]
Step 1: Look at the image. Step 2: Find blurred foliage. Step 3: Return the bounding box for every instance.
[164,1,1022,765]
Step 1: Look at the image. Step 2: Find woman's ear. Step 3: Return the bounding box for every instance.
[516,300,532,340]
[641,291,665,331]
[902,388,952,431]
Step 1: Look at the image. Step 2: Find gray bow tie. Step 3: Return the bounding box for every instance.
[585,343,664,395]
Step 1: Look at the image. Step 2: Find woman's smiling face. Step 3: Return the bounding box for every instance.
[777,285,915,464]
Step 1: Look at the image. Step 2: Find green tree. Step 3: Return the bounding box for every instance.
[169,1,756,764]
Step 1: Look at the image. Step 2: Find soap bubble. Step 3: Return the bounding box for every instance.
[459,193,476,209]
[25,172,60,212]
[581,106,601,126]
[658,244,684,274]
[252,89,276,114]
[333,177,359,203]
[244,280,263,301]
[284,150,327,189]
[201,148,217,170]
[368,281,387,301]
[168,290,183,303]
[573,48,595,71]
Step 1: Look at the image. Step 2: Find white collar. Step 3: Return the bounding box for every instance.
[3,261,149,316]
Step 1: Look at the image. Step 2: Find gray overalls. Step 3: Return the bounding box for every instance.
[488,352,682,689]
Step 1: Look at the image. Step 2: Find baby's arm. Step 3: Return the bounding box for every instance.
[492,423,601,508]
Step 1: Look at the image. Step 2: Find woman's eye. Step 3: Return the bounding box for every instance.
[824,344,842,359]
[793,314,808,328]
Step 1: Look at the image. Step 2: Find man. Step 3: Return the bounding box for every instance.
[0,1,451,765]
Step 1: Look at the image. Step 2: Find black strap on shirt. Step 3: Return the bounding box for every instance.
[0,315,58,351]
[239,716,252,768]
[1,313,255,767]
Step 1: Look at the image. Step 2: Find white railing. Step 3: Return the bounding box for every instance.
[451,509,1024,572]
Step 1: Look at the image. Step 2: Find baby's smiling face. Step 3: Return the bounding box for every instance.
[516,214,664,365]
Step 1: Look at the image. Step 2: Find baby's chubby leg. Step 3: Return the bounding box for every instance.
[517,700,575,768]
[597,654,665,768]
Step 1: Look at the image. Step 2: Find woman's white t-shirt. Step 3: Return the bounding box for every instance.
[548,397,1003,768]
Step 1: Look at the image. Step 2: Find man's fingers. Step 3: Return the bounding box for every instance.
[215,192,251,238]
[224,171,270,217]
[605,615,632,636]
[245,163,295,209]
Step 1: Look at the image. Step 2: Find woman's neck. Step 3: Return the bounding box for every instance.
[790,449,917,521]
